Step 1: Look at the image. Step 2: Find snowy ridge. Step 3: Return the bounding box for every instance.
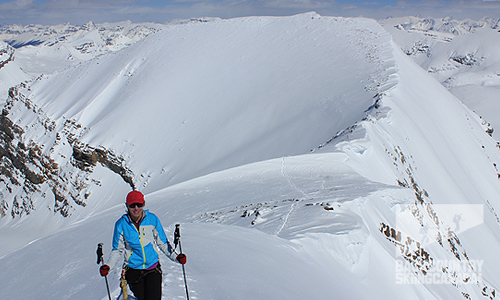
[330,43,500,298]
[0,13,500,300]
[381,16,500,142]
[2,12,396,215]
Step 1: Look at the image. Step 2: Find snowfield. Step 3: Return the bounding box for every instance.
[0,13,500,300]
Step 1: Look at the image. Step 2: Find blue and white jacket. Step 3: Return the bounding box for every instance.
[107,210,178,270]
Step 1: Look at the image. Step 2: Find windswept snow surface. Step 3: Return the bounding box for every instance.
[1,13,500,300]
[11,13,394,192]
[380,17,500,141]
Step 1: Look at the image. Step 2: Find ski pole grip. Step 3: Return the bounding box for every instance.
[97,243,104,265]
[174,224,181,248]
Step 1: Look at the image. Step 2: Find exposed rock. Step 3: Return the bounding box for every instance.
[0,86,135,218]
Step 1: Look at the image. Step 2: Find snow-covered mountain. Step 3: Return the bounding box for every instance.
[0,13,500,300]
[380,16,500,141]
[0,21,162,48]
[0,21,164,78]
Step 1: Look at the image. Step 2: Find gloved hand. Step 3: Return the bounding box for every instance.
[99,264,110,276]
[176,253,187,265]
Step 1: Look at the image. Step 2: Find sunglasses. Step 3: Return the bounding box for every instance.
[128,203,144,209]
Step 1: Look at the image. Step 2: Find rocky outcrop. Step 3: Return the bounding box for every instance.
[0,42,14,69]
[0,86,135,218]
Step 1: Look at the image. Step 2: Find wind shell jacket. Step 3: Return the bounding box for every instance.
[107,210,177,270]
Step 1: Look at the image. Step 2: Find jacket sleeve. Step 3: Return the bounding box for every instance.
[153,215,178,262]
[107,220,126,270]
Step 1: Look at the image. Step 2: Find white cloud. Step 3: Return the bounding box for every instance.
[0,0,36,9]
[0,0,498,25]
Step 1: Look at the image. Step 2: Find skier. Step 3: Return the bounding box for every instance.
[99,190,187,300]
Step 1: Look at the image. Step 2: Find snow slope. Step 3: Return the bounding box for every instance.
[18,14,393,189]
[0,41,31,100]
[380,16,500,142]
[1,13,500,300]
[0,21,163,109]
[0,21,163,76]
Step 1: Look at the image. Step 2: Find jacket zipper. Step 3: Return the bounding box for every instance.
[131,216,147,269]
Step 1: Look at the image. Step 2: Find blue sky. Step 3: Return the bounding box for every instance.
[0,0,497,25]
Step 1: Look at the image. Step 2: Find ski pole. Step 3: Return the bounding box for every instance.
[174,224,190,300]
[97,243,112,300]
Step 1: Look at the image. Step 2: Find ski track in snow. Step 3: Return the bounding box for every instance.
[276,156,309,236]
[162,262,197,300]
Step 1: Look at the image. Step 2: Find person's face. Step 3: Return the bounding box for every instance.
[128,202,144,221]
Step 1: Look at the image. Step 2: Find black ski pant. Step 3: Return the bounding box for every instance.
[125,265,162,300]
